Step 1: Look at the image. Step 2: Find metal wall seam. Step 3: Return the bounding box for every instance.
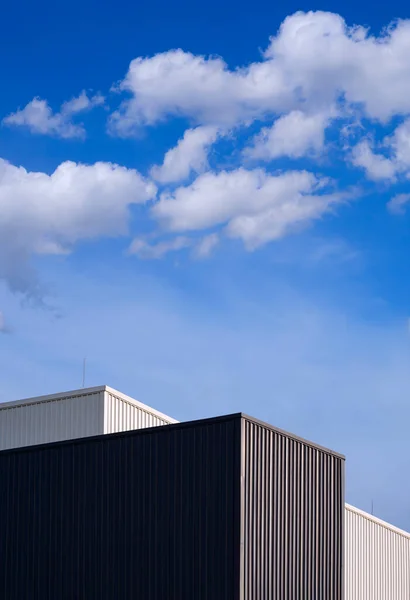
[345,504,410,600]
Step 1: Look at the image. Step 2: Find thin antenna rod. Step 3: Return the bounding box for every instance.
[82,358,86,388]
[371,500,374,516]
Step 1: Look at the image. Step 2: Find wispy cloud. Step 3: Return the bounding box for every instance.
[128,236,191,259]
[150,126,219,183]
[194,233,219,258]
[388,193,410,215]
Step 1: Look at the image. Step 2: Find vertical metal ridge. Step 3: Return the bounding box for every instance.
[238,416,246,600]
[0,392,104,450]
[241,419,344,599]
[0,389,176,452]
[103,391,172,435]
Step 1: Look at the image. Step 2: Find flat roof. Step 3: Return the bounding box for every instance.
[0,411,343,460]
[242,413,345,460]
[0,385,178,424]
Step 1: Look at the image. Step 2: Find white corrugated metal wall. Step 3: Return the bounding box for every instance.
[345,503,410,600]
[0,385,177,451]
[0,389,104,450]
[103,387,178,433]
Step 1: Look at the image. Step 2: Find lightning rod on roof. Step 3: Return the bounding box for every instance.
[82,357,86,388]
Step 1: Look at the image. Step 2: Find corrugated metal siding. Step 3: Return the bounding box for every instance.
[0,416,241,600]
[241,418,345,600]
[0,391,104,451]
[345,504,410,600]
[103,390,174,434]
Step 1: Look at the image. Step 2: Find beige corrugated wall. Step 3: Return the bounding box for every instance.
[0,386,177,451]
[103,389,174,433]
[242,418,345,600]
[0,390,104,450]
[345,504,410,600]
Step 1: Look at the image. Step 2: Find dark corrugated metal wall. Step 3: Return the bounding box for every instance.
[0,417,241,600]
[0,413,344,600]
[241,418,345,600]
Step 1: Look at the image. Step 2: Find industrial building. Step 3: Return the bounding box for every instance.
[0,385,177,451]
[0,386,409,599]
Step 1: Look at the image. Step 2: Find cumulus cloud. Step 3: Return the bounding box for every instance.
[387,193,410,215]
[154,168,344,248]
[150,126,219,183]
[265,12,410,122]
[0,158,156,296]
[351,140,397,181]
[352,119,410,180]
[5,9,410,284]
[3,91,105,139]
[110,12,410,137]
[246,110,330,160]
[108,50,290,134]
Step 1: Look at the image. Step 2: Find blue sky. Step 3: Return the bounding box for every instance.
[1,0,410,530]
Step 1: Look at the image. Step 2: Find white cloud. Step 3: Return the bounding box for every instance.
[226,192,343,249]
[351,140,397,181]
[61,91,104,116]
[352,119,410,180]
[387,193,410,215]
[247,110,330,160]
[194,233,219,258]
[129,231,220,261]
[154,168,343,248]
[110,12,410,137]
[0,158,156,296]
[308,239,360,265]
[108,49,291,135]
[389,118,410,169]
[5,10,410,280]
[265,12,410,122]
[150,126,218,183]
[128,236,191,259]
[3,91,105,139]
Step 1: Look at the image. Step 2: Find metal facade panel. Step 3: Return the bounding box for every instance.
[103,390,175,434]
[0,416,242,600]
[0,386,177,451]
[0,390,104,451]
[241,418,345,600]
[345,504,410,600]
